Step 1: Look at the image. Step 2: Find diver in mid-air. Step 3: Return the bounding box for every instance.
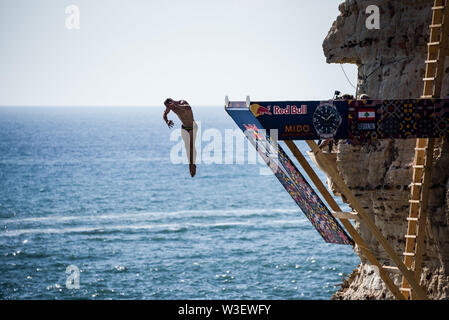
[163,98,197,177]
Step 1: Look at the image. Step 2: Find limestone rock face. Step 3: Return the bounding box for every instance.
[323,0,449,299]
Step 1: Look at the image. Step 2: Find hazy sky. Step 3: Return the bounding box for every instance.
[0,0,357,107]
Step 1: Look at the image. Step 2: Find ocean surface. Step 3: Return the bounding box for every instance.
[0,106,359,300]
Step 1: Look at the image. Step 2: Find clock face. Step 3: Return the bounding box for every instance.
[313,104,341,136]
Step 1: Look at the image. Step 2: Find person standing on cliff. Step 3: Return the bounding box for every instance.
[163,98,197,177]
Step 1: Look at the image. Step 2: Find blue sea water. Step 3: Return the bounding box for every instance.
[0,106,359,300]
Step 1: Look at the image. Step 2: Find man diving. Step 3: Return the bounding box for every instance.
[163,98,197,177]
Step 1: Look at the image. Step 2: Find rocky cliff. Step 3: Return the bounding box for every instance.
[323,0,449,299]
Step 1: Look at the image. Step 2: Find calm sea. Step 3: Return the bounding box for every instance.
[0,106,359,299]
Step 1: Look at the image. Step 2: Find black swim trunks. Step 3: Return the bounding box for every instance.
[182,125,193,132]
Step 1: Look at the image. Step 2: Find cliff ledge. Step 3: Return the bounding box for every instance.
[324,0,449,300]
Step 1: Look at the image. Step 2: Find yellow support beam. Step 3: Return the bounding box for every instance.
[305,140,429,300]
[284,140,405,300]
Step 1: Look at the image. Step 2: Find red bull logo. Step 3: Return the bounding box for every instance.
[273,105,307,115]
[250,104,272,117]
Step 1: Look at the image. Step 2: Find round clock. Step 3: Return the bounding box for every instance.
[312,102,342,139]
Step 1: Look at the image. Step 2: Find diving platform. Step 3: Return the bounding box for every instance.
[225,96,448,247]
[226,98,353,245]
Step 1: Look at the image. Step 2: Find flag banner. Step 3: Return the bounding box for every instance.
[358,109,376,121]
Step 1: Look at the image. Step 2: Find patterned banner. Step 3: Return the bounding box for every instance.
[347,99,449,139]
[250,99,449,140]
[225,104,353,245]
